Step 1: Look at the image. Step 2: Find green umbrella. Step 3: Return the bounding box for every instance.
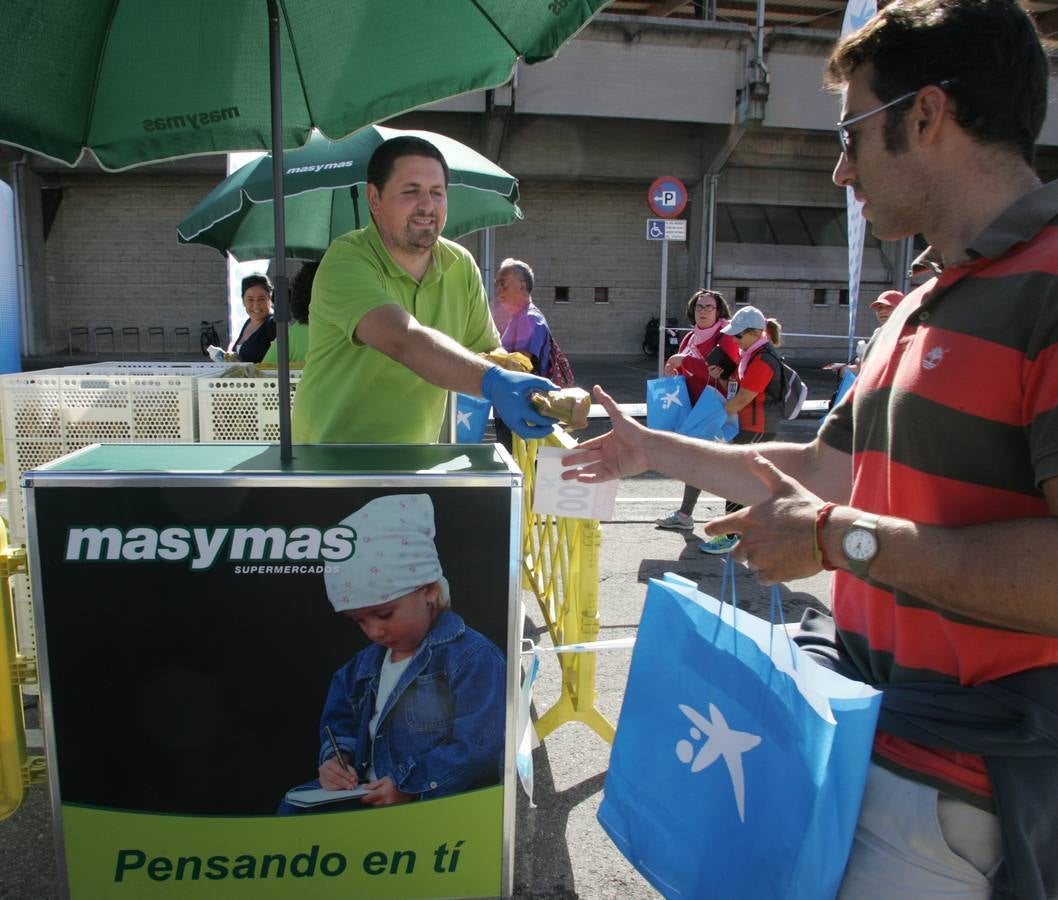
[177,127,523,262]
[0,0,608,459]
[0,0,608,171]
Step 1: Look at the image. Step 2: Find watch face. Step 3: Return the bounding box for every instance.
[843,528,878,562]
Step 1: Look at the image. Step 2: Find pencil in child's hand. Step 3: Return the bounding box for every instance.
[324,725,350,773]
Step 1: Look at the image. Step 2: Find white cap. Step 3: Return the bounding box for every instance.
[720,306,767,335]
[324,494,444,611]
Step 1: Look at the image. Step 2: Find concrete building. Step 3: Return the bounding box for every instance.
[3,4,1057,359]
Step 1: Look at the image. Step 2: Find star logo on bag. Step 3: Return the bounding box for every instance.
[676,703,762,823]
[662,390,684,410]
[456,410,473,429]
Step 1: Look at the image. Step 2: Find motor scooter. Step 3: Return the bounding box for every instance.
[642,316,683,358]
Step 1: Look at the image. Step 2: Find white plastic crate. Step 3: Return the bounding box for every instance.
[0,362,247,539]
[77,360,254,377]
[0,361,253,665]
[197,373,301,442]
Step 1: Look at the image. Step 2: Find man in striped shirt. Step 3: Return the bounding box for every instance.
[565,0,1058,895]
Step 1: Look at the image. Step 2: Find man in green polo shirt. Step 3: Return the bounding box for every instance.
[293,136,556,444]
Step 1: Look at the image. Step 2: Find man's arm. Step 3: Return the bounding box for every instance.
[356,303,493,396]
[563,385,851,503]
[815,478,1058,635]
[700,451,1058,635]
[570,391,1058,636]
[355,303,557,439]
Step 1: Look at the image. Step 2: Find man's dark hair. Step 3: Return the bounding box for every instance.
[366,136,450,190]
[290,261,318,325]
[241,273,273,296]
[825,0,1050,164]
[686,289,732,323]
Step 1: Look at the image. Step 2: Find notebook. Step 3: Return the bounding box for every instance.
[283,786,370,808]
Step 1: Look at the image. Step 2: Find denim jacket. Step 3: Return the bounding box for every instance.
[319,609,506,798]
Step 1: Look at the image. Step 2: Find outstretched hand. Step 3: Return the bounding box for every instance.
[561,385,652,482]
[702,453,825,584]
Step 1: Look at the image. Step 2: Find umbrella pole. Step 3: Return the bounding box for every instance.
[267,0,293,462]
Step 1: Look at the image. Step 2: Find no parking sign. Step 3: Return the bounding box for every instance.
[647,176,687,218]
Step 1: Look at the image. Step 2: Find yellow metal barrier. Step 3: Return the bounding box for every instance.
[0,520,44,820]
[513,434,614,744]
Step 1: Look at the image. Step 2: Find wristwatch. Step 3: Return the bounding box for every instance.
[841,513,880,578]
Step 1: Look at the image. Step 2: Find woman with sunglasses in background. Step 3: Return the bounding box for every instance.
[655,289,740,533]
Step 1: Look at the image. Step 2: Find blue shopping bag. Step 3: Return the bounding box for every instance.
[646,375,691,432]
[454,393,491,443]
[833,367,856,408]
[675,385,739,442]
[599,571,880,900]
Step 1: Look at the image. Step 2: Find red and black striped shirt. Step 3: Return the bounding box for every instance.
[819,180,1058,807]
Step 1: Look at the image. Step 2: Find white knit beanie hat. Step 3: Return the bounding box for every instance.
[324,494,446,611]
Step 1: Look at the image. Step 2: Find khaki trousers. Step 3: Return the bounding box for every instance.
[838,763,1003,899]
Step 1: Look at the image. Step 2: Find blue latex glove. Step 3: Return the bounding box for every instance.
[480,365,559,440]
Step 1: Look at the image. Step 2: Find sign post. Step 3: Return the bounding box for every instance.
[647,177,688,377]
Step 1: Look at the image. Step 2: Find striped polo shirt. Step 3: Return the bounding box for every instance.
[819,179,1058,807]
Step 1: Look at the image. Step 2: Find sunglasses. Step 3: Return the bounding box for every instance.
[837,79,953,158]
[695,304,717,311]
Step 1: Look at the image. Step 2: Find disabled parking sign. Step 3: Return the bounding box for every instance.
[646,219,686,241]
[647,176,688,218]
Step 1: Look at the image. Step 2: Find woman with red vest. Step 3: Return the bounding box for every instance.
[699,305,783,554]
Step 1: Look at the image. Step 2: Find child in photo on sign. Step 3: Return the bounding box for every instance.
[278,493,506,813]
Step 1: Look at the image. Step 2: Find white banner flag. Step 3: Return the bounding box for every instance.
[841,0,878,362]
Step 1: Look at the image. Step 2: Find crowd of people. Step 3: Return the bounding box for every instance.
[196,0,1058,893]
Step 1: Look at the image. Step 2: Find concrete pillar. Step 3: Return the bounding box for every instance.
[13,163,49,356]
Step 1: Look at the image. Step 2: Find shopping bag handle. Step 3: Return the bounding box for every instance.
[769,584,799,671]
[720,551,737,610]
[720,555,799,669]
[713,553,740,640]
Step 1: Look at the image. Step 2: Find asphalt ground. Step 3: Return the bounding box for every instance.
[0,353,841,899]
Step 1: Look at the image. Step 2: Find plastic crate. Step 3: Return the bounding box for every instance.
[77,360,254,377]
[0,361,252,662]
[0,362,247,539]
[197,373,301,442]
